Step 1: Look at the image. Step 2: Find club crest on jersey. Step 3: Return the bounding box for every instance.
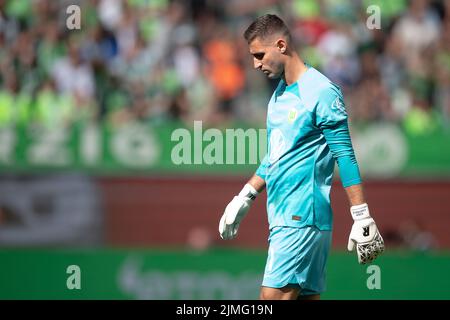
[287,108,298,123]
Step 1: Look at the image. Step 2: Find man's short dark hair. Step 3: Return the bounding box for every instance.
[243,14,291,44]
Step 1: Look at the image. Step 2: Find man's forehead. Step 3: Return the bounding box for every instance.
[249,38,270,53]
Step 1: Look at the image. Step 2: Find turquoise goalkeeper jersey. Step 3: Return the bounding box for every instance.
[256,65,361,231]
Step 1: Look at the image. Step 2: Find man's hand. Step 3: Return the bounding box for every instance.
[348,203,385,264]
[219,184,258,240]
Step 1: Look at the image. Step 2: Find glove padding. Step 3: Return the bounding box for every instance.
[347,203,385,264]
[219,184,257,240]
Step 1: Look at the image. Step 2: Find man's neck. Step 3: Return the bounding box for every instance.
[283,54,307,86]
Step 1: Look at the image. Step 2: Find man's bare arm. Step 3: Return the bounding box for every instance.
[344,184,365,206]
[248,174,266,193]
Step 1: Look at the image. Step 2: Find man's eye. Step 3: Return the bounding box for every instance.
[254,53,264,60]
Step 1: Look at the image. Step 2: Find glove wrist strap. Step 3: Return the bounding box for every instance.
[238,183,259,201]
[350,203,370,220]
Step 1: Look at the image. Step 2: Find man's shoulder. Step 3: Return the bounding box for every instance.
[301,68,341,102]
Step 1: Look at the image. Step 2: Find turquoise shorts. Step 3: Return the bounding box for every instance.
[262,226,332,296]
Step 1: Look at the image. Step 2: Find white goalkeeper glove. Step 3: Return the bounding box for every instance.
[219,183,258,240]
[348,203,385,264]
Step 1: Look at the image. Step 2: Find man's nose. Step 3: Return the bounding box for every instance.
[254,59,262,69]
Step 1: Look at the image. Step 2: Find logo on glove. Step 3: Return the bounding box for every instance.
[363,226,370,237]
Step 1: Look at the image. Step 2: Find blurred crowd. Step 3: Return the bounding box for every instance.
[1,0,450,133]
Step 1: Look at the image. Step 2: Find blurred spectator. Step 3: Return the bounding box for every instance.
[34,78,75,128]
[98,0,123,31]
[81,23,119,65]
[316,20,360,88]
[51,38,95,100]
[172,24,200,88]
[167,87,191,124]
[203,27,245,120]
[0,73,18,127]
[434,16,450,126]
[37,21,66,78]
[392,0,441,73]
[403,87,439,135]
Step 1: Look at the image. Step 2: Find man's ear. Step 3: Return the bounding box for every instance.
[276,39,287,54]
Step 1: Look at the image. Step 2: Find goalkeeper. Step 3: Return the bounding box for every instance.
[219,14,384,300]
